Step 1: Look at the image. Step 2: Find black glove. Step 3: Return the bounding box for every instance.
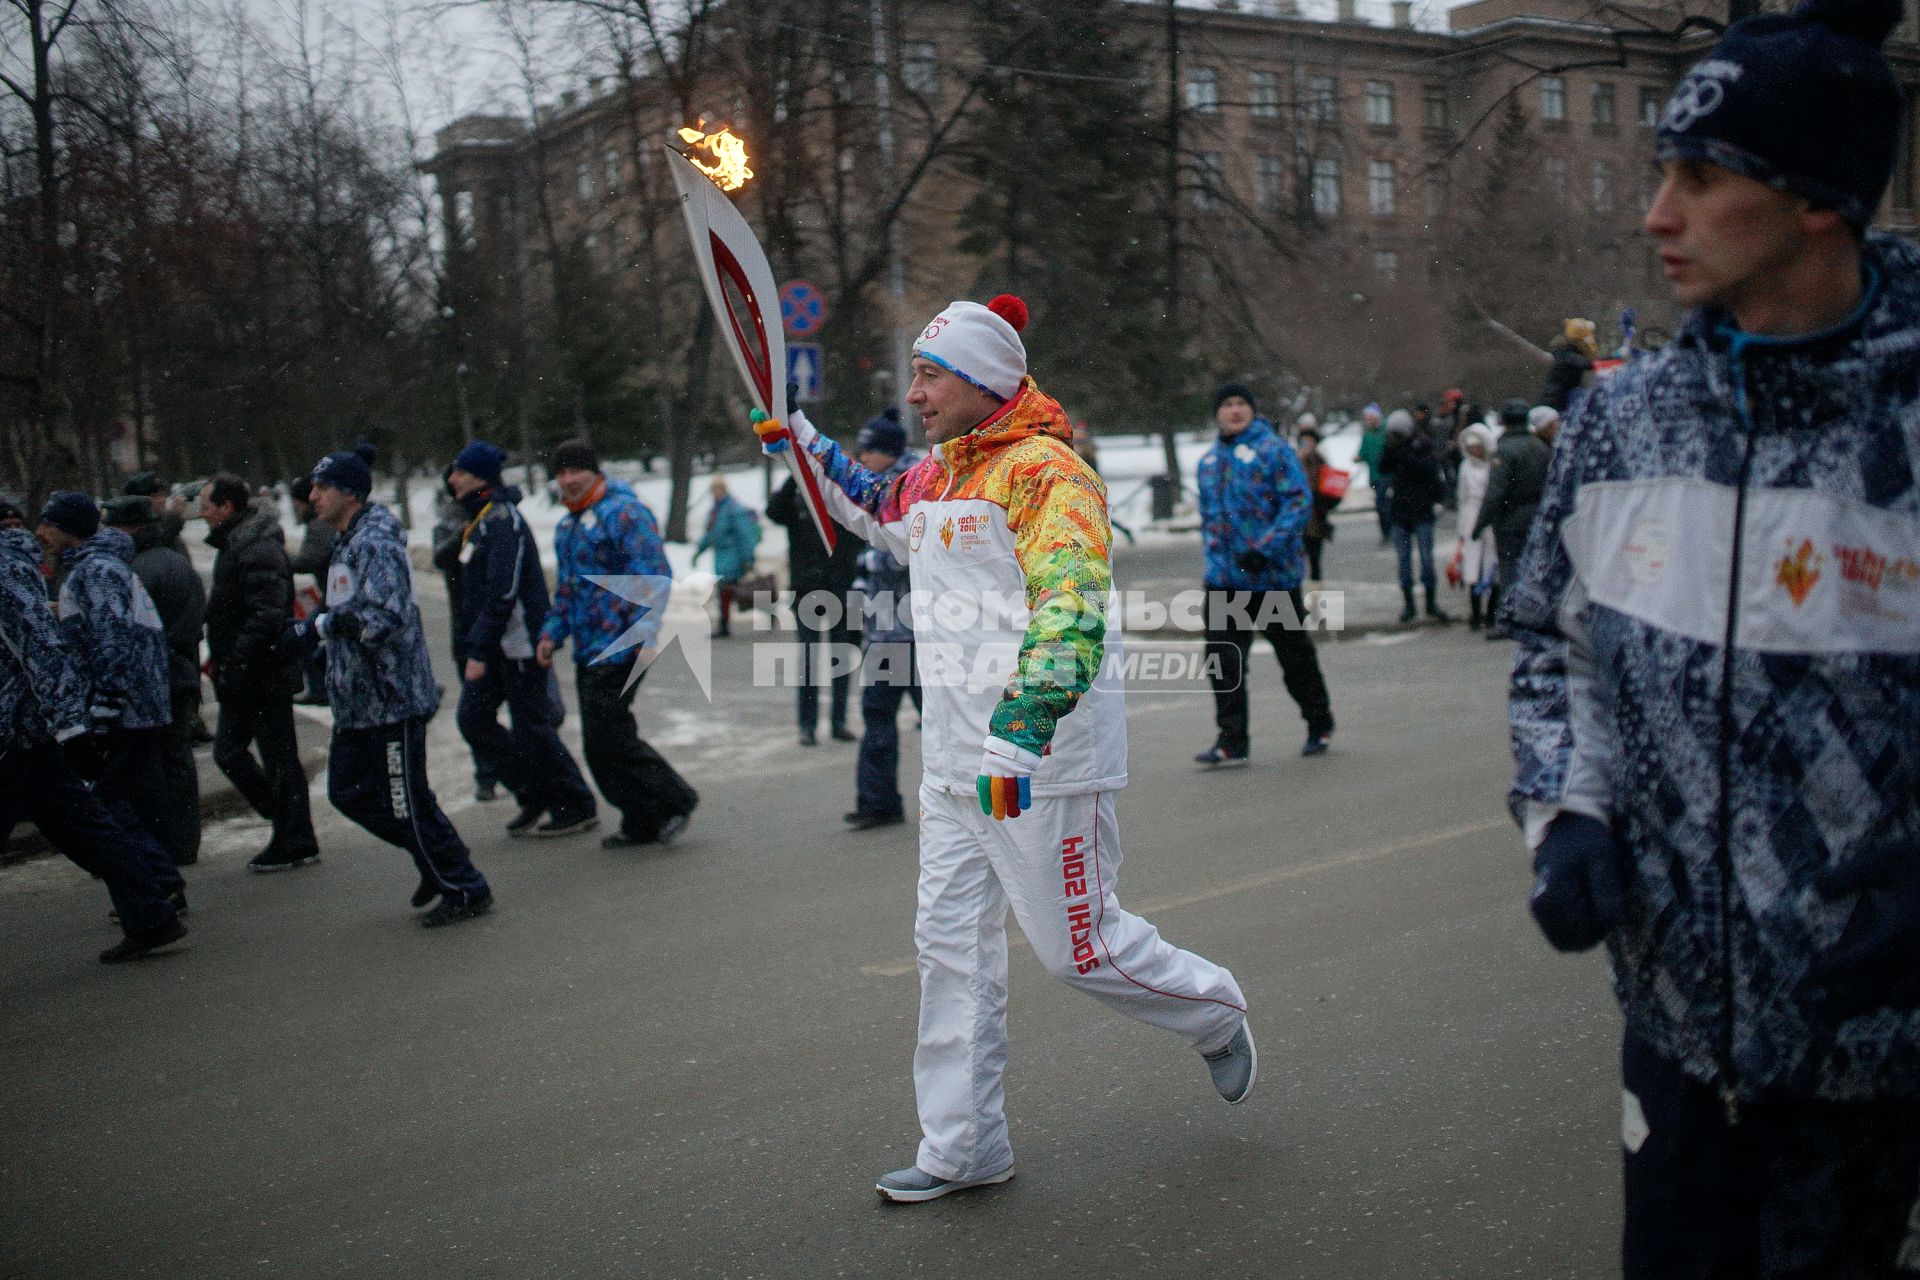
[279,619,321,661]
[1235,548,1268,574]
[326,611,364,643]
[1804,842,1920,1020]
[1529,812,1627,952]
[60,732,108,783]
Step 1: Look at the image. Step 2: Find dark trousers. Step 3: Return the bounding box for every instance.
[300,649,327,702]
[0,744,182,935]
[1372,478,1392,540]
[214,692,316,855]
[1204,588,1334,750]
[155,689,202,864]
[1620,1034,1920,1279]
[327,718,489,904]
[1304,534,1326,583]
[856,640,921,819]
[577,657,698,841]
[1391,519,1438,593]
[796,618,853,734]
[97,727,187,898]
[456,658,596,820]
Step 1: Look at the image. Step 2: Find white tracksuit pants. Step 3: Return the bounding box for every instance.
[913,783,1247,1181]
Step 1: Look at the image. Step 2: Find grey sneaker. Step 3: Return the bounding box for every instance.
[1202,1021,1258,1104]
[875,1164,1014,1204]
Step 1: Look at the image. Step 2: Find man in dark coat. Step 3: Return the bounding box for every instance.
[1378,408,1452,623]
[202,474,319,871]
[1472,403,1557,640]
[768,467,865,746]
[104,496,204,866]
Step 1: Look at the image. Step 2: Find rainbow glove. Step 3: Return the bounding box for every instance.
[977,736,1042,821]
[749,407,788,454]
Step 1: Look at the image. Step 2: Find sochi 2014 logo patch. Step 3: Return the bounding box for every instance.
[1775,538,1822,607]
[938,518,956,550]
[1661,59,1742,134]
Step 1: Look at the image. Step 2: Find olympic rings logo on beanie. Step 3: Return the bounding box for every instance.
[913,294,1029,401]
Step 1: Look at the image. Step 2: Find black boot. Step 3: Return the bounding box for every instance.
[1484,584,1508,640]
[1424,585,1451,623]
[1399,588,1416,623]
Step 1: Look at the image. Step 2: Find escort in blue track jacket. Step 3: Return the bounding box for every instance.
[320,501,440,730]
[0,527,88,749]
[1507,234,1920,1104]
[452,484,545,667]
[1196,417,1311,592]
[56,527,173,731]
[540,476,671,665]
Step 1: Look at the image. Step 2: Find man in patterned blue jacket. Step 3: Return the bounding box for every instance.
[0,524,187,963]
[1194,384,1335,766]
[1506,0,1920,1270]
[36,493,189,913]
[286,449,493,928]
[536,438,697,850]
[446,440,597,840]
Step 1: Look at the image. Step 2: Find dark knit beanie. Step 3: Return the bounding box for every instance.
[1656,0,1903,230]
[122,470,164,498]
[104,495,155,527]
[312,450,373,501]
[856,407,908,458]
[289,476,313,503]
[552,438,600,473]
[1212,382,1258,415]
[39,491,100,541]
[452,440,506,487]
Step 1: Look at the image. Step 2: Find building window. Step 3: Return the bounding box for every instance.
[1592,159,1614,212]
[1257,154,1286,207]
[1640,86,1663,128]
[1250,71,1281,119]
[1541,76,1566,123]
[1193,152,1223,208]
[1312,157,1341,216]
[1372,250,1399,282]
[1369,159,1396,215]
[576,161,594,204]
[1423,170,1445,218]
[1365,80,1394,126]
[1187,66,1220,113]
[1592,81,1616,126]
[451,190,476,249]
[1545,155,1567,207]
[902,42,939,95]
[602,149,621,198]
[1309,75,1337,124]
[1422,84,1448,129]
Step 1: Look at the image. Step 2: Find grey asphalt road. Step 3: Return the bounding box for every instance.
[0,590,1623,1280]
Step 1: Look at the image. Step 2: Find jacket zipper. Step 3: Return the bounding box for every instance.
[1716,340,1761,1126]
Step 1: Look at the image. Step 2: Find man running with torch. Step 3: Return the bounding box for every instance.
[755,294,1255,1203]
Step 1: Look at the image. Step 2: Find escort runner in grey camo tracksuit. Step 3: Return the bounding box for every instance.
[0,528,185,959]
[303,483,491,917]
[1507,234,1920,1106]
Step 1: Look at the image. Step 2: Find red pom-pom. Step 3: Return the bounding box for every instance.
[987,294,1029,333]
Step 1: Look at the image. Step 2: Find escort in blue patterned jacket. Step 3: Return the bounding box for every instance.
[51,525,173,733]
[1193,385,1335,765]
[536,437,697,850]
[288,448,493,927]
[8,513,187,962]
[1506,0,1920,1265]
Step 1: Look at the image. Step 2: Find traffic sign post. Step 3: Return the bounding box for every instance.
[779,279,828,338]
[787,343,825,403]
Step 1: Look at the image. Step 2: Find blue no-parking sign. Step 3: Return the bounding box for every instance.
[787,343,825,403]
[779,279,828,338]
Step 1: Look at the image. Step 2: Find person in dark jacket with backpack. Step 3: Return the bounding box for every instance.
[202,474,319,872]
[1472,402,1557,640]
[446,440,597,838]
[769,435,867,746]
[1378,408,1452,623]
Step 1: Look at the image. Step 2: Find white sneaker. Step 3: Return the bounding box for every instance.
[874,1164,1015,1203]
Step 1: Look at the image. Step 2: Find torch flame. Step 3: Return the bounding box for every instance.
[676,121,753,192]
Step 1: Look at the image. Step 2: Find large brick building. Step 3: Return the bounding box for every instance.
[424,0,1920,416]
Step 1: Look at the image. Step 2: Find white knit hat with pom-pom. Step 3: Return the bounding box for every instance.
[913,294,1029,401]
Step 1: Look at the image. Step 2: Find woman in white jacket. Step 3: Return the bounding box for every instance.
[1453,421,1499,630]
